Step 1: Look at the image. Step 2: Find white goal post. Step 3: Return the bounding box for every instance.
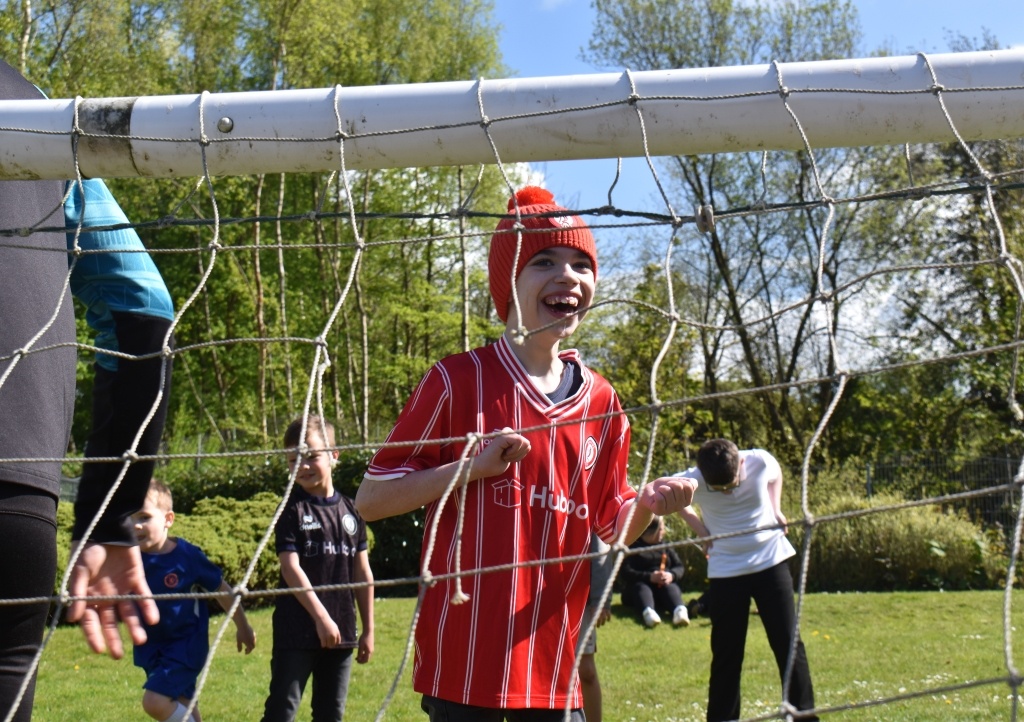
[1,48,1023,180]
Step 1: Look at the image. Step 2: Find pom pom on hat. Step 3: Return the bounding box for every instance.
[488,186,597,323]
[506,185,555,210]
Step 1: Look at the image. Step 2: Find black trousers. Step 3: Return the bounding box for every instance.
[261,646,354,722]
[622,580,684,616]
[706,561,818,722]
[420,696,585,722]
[0,484,57,722]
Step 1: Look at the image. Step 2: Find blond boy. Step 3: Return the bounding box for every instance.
[131,479,255,722]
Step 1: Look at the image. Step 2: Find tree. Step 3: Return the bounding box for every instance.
[584,0,921,465]
[822,29,1024,462]
[2,0,514,475]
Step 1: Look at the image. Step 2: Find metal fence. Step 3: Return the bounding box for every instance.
[59,476,79,503]
[864,452,1022,532]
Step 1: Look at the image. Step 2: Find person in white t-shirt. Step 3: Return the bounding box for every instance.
[666,439,817,722]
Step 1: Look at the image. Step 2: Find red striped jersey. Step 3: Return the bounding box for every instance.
[366,335,633,709]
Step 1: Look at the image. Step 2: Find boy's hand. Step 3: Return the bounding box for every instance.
[640,477,697,516]
[357,630,374,664]
[236,621,256,654]
[66,541,159,659]
[315,616,342,648]
[471,427,531,480]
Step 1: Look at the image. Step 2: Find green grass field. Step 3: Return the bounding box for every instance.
[31,590,1024,721]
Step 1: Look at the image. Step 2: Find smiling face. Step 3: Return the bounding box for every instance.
[287,429,338,497]
[132,491,174,554]
[506,246,596,340]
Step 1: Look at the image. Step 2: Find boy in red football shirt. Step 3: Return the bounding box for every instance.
[357,187,696,721]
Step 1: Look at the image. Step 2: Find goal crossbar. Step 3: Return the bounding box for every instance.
[1,48,1022,180]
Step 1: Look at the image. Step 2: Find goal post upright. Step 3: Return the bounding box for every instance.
[1,48,1023,181]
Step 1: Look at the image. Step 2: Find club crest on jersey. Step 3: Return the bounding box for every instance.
[342,513,358,536]
[163,572,180,589]
[492,478,522,508]
[583,436,599,470]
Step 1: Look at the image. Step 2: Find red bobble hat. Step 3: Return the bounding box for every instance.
[488,186,598,323]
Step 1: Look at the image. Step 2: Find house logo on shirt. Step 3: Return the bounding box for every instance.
[163,572,180,589]
[493,478,522,508]
[300,513,322,531]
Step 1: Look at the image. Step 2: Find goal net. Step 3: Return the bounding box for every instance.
[2,47,1024,721]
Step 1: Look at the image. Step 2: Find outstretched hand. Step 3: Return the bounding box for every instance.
[639,476,697,516]
[66,542,159,659]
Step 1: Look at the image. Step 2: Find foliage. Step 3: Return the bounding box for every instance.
[584,0,916,464]
[1,0,519,463]
[581,263,707,475]
[793,492,1006,592]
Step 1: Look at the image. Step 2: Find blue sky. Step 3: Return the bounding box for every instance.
[491,0,1024,214]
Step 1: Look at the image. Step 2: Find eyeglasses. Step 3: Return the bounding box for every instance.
[706,474,740,493]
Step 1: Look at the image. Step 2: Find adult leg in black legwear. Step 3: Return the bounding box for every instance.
[706,574,752,722]
[751,562,818,721]
[0,488,57,722]
[652,583,684,614]
[420,697,585,722]
[623,582,657,618]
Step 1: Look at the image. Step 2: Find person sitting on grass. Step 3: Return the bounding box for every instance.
[131,479,256,722]
[620,516,689,628]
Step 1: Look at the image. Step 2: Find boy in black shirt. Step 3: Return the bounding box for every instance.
[260,416,374,722]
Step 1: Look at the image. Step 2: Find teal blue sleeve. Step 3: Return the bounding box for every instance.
[64,179,174,371]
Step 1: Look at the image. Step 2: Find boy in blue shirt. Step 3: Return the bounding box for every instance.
[132,479,256,722]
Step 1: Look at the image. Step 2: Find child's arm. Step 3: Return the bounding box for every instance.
[356,427,530,521]
[766,464,788,532]
[352,549,375,664]
[616,476,698,545]
[214,580,256,654]
[279,551,342,648]
[678,505,713,557]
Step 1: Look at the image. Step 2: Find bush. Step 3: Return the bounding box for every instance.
[56,490,378,611]
[159,456,291,514]
[170,492,284,607]
[792,492,1006,592]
